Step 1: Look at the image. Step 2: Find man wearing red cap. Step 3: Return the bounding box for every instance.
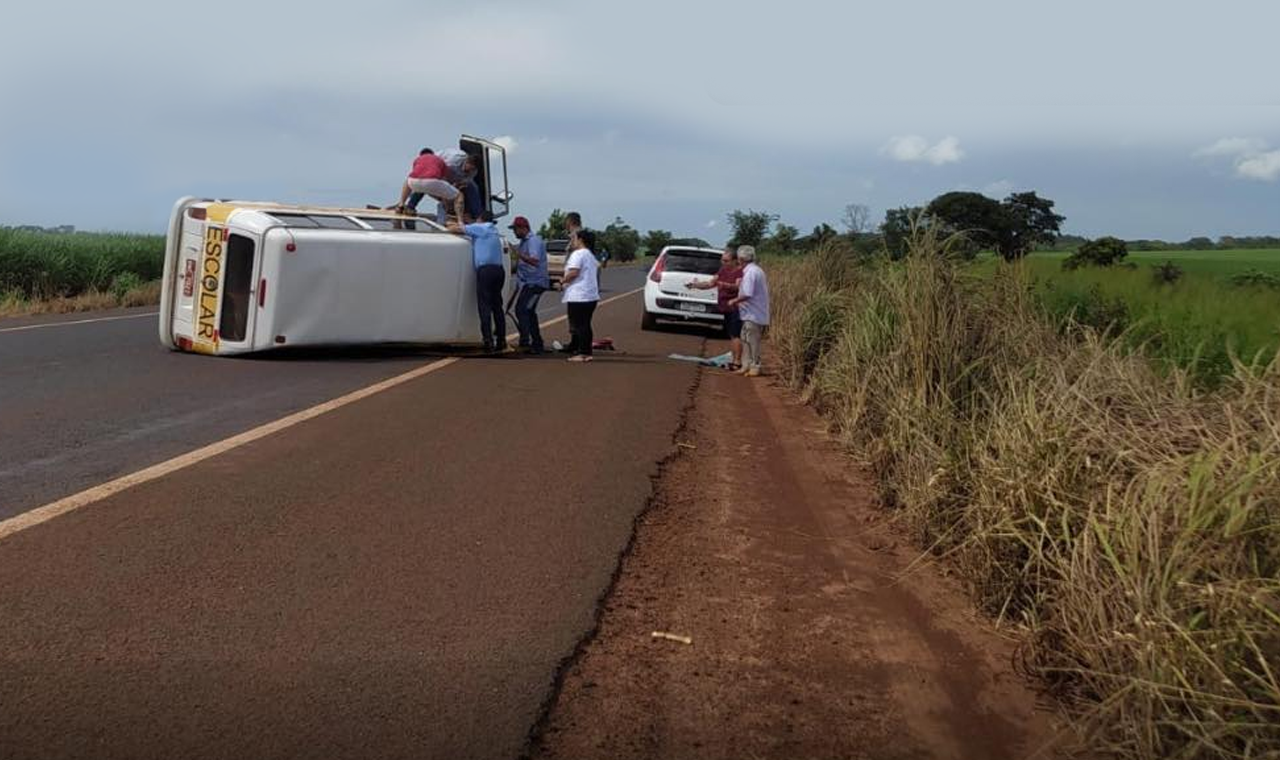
[509,215,549,353]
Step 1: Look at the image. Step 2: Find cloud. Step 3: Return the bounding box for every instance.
[983,179,1014,197]
[492,135,519,154]
[1193,137,1267,158]
[1236,150,1280,181]
[883,135,964,165]
[1195,137,1280,182]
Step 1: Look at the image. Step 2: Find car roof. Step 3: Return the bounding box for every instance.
[659,245,722,256]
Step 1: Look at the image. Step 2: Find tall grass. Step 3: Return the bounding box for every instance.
[0,228,164,300]
[772,235,1280,759]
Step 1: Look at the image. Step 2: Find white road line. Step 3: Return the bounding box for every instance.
[0,287,644,542]
[0,311,159,334]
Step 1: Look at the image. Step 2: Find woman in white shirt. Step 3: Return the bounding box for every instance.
[560,229,601,363]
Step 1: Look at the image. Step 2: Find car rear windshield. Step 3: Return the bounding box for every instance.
[664,251,721,275]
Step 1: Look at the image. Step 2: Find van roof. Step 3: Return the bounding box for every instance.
[188,199,447,232]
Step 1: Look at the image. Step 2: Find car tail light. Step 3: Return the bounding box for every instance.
[258,279,267,308]
[649,254,666,283]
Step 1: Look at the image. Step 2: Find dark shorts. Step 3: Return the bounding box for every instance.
[722,309,743,338]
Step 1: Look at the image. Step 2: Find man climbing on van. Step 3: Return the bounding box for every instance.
[395,148,465,223]
[438,147,483,222]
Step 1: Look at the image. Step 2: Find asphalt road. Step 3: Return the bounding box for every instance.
[0,266,648,520]
[0,264,715,759]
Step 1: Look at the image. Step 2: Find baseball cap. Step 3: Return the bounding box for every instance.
[509,215,530,229]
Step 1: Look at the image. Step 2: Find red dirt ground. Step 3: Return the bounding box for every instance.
[530,367,1071,760]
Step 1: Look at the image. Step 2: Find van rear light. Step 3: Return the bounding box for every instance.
[275,335,287,344]
[187,207,207,220]
[286,243,297,252]
[258,279,267,308]
[176,336,192,350]
[649,254,666,283]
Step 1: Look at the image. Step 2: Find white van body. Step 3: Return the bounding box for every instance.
[159,136,513,355]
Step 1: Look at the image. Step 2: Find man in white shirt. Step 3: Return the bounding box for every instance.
[728,245,770,377]
[559,229,600,363]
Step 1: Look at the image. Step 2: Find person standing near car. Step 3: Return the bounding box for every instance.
[560,228,600,363]
[565,211,583,241]
[727,245,769,377]
[510,215,549,353]
[451,211,507,352]
[686,245,744,371]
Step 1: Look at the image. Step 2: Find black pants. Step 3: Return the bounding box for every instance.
[515,284,546,350]
[475,264,507,348]
[566,301,597,356]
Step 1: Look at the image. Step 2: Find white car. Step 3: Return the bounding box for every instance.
[641,246,725,331]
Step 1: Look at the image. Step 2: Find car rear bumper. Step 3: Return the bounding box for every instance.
[647,300,724,323]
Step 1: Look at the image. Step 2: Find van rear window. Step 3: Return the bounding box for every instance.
[220,234,255,342]
[664,251,721,275]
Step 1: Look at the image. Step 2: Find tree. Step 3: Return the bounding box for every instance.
[538,209,569,240]
[1064,236,1128,269]
[926,191,1006,258]
[599,217,641,262]
[727,209,778,248]
[769,223,800,254]
[881,206,923,260]
[841,203,872,235]
[811,223,840,248]
[999,191,1065,259]
[641,229,674,257]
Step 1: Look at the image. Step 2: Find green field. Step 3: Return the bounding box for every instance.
[1033,247,1280,275]
[0,228,165,300]
[975,248,1280,383]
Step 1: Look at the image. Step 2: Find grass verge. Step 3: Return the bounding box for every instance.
[0,280,162,318]
[771,235,1280,759]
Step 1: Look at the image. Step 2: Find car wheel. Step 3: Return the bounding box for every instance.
[641,311,658,331]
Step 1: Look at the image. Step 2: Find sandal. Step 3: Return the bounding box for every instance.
[725,363,742,372]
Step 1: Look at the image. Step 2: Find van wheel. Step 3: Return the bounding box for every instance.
[641,311,658,331]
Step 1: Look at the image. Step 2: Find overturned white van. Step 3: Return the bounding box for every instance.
[159,136,512,355]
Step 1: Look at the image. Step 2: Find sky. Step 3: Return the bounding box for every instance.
[1,0,1277,243]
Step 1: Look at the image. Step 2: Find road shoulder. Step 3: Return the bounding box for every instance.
[531,368,1070,759]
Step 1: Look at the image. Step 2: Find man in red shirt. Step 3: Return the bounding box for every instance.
[394,148,464,223]
[686,245,745,370]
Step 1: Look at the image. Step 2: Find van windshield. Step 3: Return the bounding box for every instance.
[664,251,721,275]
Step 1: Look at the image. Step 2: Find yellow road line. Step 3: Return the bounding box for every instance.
[0,287,644,542]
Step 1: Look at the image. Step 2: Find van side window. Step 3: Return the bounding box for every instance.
[357,217,437,233]
[220,234,255,342]
[268,213,362,229]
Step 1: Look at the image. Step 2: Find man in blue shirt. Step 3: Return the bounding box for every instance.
[453,211,507,352]
[509,215,549,353]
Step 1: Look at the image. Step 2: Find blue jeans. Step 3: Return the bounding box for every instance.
[515,284,546,350]
[409,179,480,222]
[475,265,507,348]
[405,191,447,224]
